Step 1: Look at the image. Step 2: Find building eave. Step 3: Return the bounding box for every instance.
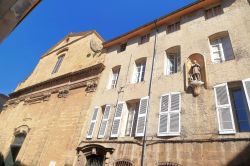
[103,0,220,48]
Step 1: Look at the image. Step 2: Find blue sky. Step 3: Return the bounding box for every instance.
[0,0,196,95]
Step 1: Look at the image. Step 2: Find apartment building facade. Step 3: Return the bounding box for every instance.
[78,0,250,165]
[0,31,104,166]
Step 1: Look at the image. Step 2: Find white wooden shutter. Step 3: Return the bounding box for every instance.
[158,93,181,136]
[98,105,111,138]
[135,96,149,137]
[242,78,250,111]
[86,107,99,139]
[169,93,181,134]
[214,83,235,134]
[158,94,169,136]
[110,102,124,137]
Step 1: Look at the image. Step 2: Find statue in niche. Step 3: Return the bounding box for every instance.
[190,60,201,82]
[185,54,207,97]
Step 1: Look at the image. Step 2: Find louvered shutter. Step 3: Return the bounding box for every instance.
[158,94,169,136]
[169,93,181,134]
[242,78,250,111]
[135,96,149,137]
[214,83,235,134]
[86,107,99,138]
[98,105,111,138]
[111,102,124,137]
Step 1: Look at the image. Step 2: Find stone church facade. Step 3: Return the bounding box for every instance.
[1,0,250,166]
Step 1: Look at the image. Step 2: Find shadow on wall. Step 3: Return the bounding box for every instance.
[0,152,4,166]
[226,143,250,166]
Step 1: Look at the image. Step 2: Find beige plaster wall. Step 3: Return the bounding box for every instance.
[82,0,250,165]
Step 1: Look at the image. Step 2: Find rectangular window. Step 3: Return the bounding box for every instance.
[214,81,250,134]
[52,55,65,74]
[158,93,181,136]
[210,35,234,63]
[134,60,146,83]
[140,34,150,44]
[167,21,180,34]
[125,102,139,136]
[205,5,223,19]
[119,43,127,52]
[109,67,120,89]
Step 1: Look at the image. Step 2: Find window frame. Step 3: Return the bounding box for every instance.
[51,54,65,74]
[109,66,120,89]
[166,21,180,34]
[205,4,223,19]
[133,59,146,83]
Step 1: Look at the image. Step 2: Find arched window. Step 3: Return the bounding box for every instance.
[208,31,234,63]
[165,46,181,75]
[115,160,133,166]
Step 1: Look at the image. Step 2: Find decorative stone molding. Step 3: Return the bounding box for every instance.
[58,88,69,98]
[24,92,51,105]
[85,80,98,93]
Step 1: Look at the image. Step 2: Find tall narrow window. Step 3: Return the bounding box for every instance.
[109,66,120,89]
[135,96,149,137]
[133,58,146,83]
[205,5,223,19]
[158,93,181,136]
[52,54,65,74]
[166,46,181,75]
[209,32,234,63]
[125,101,139,137]
[5,133,26,165]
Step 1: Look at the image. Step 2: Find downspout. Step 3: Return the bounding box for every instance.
[141,20,158,166]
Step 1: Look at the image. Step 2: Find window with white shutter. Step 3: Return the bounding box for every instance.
[98,105,111,138]
[125,102,139,137]
[158,93,181,136]
[214,83,235,134]
[209,33,234,63]
[111,102,124,137]
[86,107,99,139]
[242,78,250,110]
[135,97,149,137]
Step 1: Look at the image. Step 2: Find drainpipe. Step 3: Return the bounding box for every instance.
[141,20,158,166]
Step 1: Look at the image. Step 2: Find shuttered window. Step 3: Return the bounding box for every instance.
[158,93,181,136]
[111,103,124,137]
[98,105,111,138]
[210,36,234,63]
[86,107,99,139]
[242,78,250,111]
[214,83,235,134]
[135,97,149,137]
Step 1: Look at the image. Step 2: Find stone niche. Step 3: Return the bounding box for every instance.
[185,53,207,96]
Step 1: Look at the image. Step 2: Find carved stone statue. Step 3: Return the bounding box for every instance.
[190,60,201,81]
